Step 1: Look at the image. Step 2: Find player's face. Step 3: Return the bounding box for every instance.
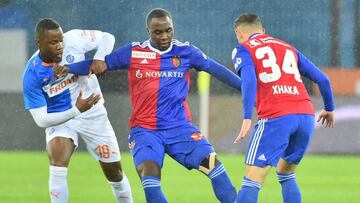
[37,28,64,63]
[147,16,174,51]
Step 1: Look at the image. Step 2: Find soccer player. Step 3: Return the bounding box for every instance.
[57,8,242,203]
[231,13,335,203]
[22,19,133,203]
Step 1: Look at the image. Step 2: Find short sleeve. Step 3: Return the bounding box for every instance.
[23,72,46,109]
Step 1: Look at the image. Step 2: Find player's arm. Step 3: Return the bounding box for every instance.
[23,74,80,128]
[297,50,335,127]
[62,29,115,74]
[29,106,80,128]
[23,74,100,128]
[60,44,132,76]
[91,31,116,74]
[232,46,257,142]
[190,46,242,92]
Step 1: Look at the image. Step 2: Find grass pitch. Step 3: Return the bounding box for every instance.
[0,151,359,203]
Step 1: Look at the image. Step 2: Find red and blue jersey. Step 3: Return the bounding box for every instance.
[232,34,334,119]
[105,39,213,129]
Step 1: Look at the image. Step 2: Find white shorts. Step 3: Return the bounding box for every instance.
[45,104,121,163]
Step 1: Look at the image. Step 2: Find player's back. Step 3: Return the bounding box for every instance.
[241,34,314,118]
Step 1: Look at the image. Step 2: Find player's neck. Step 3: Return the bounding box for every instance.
[39,52,55,64]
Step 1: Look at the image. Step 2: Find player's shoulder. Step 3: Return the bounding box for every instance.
[131,40,150,49]
[23,53,45,83]
[232,44,250,60]
[172,39,190,47]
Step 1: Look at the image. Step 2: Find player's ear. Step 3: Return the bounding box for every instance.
[146,27,150,35]
[35,37,40,49]
[262,28,266,34]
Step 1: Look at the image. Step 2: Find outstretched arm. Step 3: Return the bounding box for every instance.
[55,44,132,77]
[196,58,242,92]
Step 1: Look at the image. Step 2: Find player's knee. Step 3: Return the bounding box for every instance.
[136,160,161,178]
[100,161,124,182]
[198,152,219,175]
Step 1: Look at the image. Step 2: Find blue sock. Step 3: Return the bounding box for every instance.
[141,176,168,203]
[236,176,261,203]
[277,172,301,203]
[208,163,237,203]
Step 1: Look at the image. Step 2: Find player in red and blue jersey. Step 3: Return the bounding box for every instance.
[232,13,335,203]
[61,8,242,203]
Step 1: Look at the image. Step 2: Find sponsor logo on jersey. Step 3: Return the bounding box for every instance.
[231,48,237,60]
[135,69,185,79]
[172,56,181,68]
[234,57,242,70]
[191,132,206,141]
[42,74,79,97]
[132,51,156,59]
[66,54,75,63]
[272,85,299,95]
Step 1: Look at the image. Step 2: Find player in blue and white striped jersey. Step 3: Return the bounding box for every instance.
[22,18,133,203]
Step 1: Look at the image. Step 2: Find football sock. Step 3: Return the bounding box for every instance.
[109,174,133,203]
[277,172,301,203]
[141,176,168,203]
[49,166,68,203]
[236,176,261,203]
[208,163,237,203]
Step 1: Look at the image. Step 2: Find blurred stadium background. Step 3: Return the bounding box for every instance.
[1,0,360,154]
[1,0,360,202]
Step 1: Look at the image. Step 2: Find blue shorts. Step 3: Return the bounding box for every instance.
[245,114,315,167]
[128,122,214,170]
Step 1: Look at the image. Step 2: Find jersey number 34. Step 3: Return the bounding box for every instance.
[256,46,302,83]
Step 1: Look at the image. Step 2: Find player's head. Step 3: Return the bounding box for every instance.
[35,18,64,63]
[146,8,174,51]
[234,13,264,43]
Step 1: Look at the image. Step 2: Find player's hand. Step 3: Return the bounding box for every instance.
[317,110,334,128]
[75,90,101,113]
[234,119,252,143]
[53,65,69,78]
[89,60,108,76]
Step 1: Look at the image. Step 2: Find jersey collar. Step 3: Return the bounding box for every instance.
[148,39,173,55]
[248,33,262,39]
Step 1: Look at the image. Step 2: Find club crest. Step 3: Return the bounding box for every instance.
[172,56,181,68]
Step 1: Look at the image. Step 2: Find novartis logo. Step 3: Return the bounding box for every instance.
[135,69,185,79]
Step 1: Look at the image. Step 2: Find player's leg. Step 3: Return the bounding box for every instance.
[198,152,237,203]
[237,117,295,203]
[276,114,315,203]
[129,126,167,203]
[46,125,78,203]
[277,159,300,203]
[78,110,133,203]
[99,161,133,203]
[165,123,236,203]
[236,165,271,203]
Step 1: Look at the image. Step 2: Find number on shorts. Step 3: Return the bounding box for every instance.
[255,46,302,83]
[95,145,110,159]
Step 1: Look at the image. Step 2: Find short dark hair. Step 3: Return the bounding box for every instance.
[146,8,172,27]
[234,13,262,29]
[35,18,60,37]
